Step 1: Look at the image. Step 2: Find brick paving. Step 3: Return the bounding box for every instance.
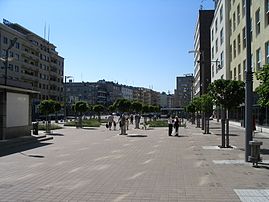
[0,120,269,201]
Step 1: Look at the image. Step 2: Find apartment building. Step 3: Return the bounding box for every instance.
[0,19,64,102]
[193,10,214,97]
[132,87,160,106]
[229,0,269,90]
[174,74,194,108]
[211,0,231,81]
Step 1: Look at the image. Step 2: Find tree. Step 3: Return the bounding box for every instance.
[186,102,196,124]
[256,64,269,107]
[131,101,143,113]
[74,101,89,128]
[208,79,244,147]
[39,99,56,133]
[114,98,131,113]
[192,97,202,128]
[200,94,213,134]
[54,101,62,123]
[93,104,105,121]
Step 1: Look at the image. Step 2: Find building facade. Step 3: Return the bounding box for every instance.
[193,10,215,97]
[211,0,231,81]
[0,19,64,103]
[174,74,194,108]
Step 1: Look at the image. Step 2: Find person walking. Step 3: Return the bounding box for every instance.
[119,114,127,135]
[168,116,173,136]
[107,114,113,130]
[174,116,179,136]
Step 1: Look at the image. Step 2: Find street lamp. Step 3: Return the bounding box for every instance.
[245,0,253,162]
[4,37,17,85]
[64,75,73,122]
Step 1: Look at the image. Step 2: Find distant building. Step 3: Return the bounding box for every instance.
[133,87,160,106]
[193,10,214,97]
[174,74,194,108]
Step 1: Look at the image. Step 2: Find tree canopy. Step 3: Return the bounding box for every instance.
[256,64,269,107]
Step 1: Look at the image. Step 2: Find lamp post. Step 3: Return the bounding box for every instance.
[4,37,17,85]
[64,75,73,122]
[189,50,205,129]
[245,0,253,162]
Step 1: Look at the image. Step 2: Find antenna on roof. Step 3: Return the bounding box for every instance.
[48,24,50,42]
[44,22,46,40]
[200,0,206,10]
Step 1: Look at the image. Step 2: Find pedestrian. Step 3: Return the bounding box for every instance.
[113,120,117,130]
[130,114,134,124]
[119,114,127,135]
[168,116,173,136]
[174,116,179,136]
[107,114,113,130]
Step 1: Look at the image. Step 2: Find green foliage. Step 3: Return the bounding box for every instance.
[64,119,101,127]
[208,79,244,109]
[131,101,143,113]
[114,98,131,113]
[93,104,105,114]
[38,123,62,130]
[186,102,196,113]
[142,105,150,113]
[256,64,269,107]
[200,94,213,113]
[192,97,202,112]
[74,101,89,114]
[54,101,62,113]
[39,99,56,115]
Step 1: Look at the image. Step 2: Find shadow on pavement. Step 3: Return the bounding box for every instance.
[20,152,45,158]
[214,133,239,136]
[0,142,52,157]
[48,133,64,136]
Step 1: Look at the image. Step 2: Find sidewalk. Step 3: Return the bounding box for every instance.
[0,122,268,201]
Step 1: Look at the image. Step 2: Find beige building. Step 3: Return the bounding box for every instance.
[0,19,64,104]
[229,0,269,90]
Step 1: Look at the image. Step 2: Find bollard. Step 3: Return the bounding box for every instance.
[248,140,263,167]
[33,122,38,135]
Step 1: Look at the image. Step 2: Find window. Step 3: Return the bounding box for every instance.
[15,65,19,72]
[215,18,218,33]
[238,64,242,81]
[215,38,218,53]
[242,27,246,49]
[234,67,237,80]
[3,37,8,44]
[242,0,245,17]
[212,64,215,77]
[243,59,246,81]
[220,51,224,69]
[250,17,253,41]
[265,0,269,26]
[265,41,269,64]
[237,4,240,25]
[233,39,237,58]
[15,42,20,49]
[256,48,261,70]
[237,34,241,54]
[8,64,13,71]
[15,53,19,60]
[220,5,223,22]
[220,28,224,44]
[212,46,214,59]
[233,12,236,31]
[211,29,214,41]
[255,9,260,36]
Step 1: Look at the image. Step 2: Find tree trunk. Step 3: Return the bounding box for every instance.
[225,109,230,147]
[55,112,58,123]
[221,107,225,147]
[204,112,210,134]
[197,113,200,128]
[201,112,205,130]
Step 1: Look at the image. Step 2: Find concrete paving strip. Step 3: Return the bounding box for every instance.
[234,189,269,202]
[203,145,237,150]
[213,160,269,164]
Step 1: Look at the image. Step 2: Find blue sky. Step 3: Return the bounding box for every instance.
[0,0,214,93]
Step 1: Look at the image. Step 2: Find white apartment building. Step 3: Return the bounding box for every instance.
[211,0,231,81]
[229,0,269,90]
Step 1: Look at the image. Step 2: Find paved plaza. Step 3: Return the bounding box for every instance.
[0,120,269,201]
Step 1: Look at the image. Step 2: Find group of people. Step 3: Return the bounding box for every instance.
[106,113,141,135]
[168,116,180,136]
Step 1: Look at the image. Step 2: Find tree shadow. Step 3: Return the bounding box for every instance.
[214,133,239,136]
[81,127,98,130]
[0,142,52,157]
[48,133,64,136]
